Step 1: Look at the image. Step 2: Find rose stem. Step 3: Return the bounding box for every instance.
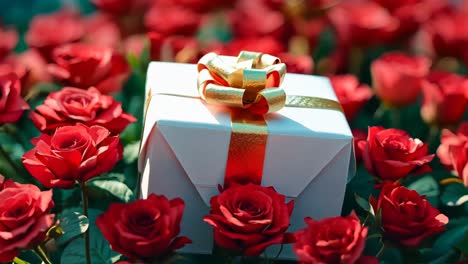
[390,107,401,129]
[80,182,92,264]
[33,245,52,264]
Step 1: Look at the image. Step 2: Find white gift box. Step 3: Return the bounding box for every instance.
[139,61,354,260]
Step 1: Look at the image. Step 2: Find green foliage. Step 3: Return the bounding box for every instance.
[56,210,89,246]
[60,209,121,264]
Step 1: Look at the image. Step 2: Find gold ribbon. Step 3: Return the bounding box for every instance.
[145,51,343,188]
[195,51,342,187]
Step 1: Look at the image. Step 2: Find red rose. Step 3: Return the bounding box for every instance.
[25,10,85,61]
[0,73,29,124]
[449,143,468,187]
[0,27,18,61]
[0,178,55,262]
[280,53,314,74]
[421,71,468,126]
[362,126,434,182]
[372,0,447,40]
[82,14,121,49]
[328,74,373,121]
[3,50,52,95]
[293,212,367,264]
[22,124,122,189]
[371,52,431,107]
[231,0,286,40]
[145,5,201,36]
[48,43,130,94]
[30,87,135,134]
[370,183,448,247]
[149,32,200,63]
[352,129,367,163]
[437,122,468,170]
[203,183,294,256]
[424,11,468,61]
[328,1,398,47]
[96,194,191,261]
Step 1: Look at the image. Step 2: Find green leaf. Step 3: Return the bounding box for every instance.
[61,236,120,264]
[61,209,121,264]
[88,179,135,202]
[354,193,371,212]
[123,141,140,164]
[408,175,439,196]
[407,175,439,206]
[456,233,468,254]
[441,183,468,207]
[430,217,468,259]
[56,210,89,246]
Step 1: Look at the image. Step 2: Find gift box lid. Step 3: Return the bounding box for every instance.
[139,61,354,205]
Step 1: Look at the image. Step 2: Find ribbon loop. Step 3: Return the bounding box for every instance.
[197,52,287,115]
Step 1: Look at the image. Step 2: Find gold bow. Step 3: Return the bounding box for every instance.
[197,51,287,115]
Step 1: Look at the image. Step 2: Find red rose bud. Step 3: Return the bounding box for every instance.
[328,74,373,121]
[328,1,398,47]
[437,122,468,170]
[48,43,130,94]
[96,194,191,260]
[145,5,201,36]
[0,179,55,262]
[421,71,468,127]
[25,10,85,61]
[203,183,295,256]
[149,32,200,63]
[22,124,122,189]
[0,73,29,124]
[370,183,448,247]
[124,34,147,57]
[0,27,18,60]
[449,143,468,187]
[30,87,136,134]
[280,53,314,74]
[293,212,368,264]
[362,126,434,182]
[371,52,431,107]
[352,129,367,163]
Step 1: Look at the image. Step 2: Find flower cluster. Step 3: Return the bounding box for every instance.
[0,0,466,263]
